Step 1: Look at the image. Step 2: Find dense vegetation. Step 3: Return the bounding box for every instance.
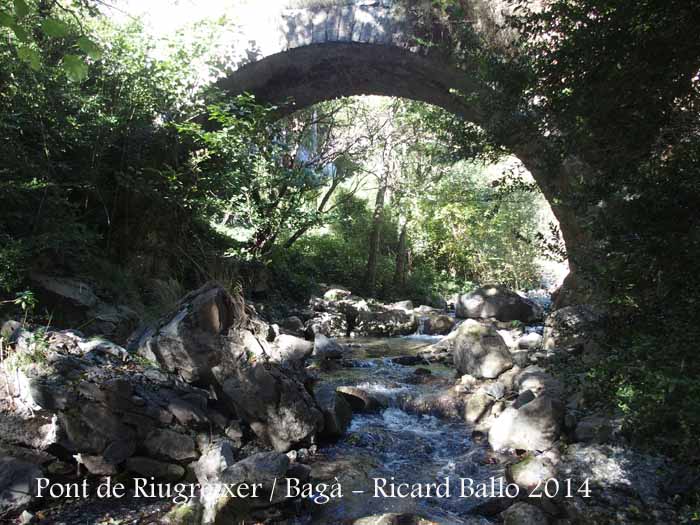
[1,0,699,478]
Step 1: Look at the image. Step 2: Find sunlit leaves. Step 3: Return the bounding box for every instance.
[41,18,70,38]
[77,36,102,60]
[13,0,30,19]
[17,46,41,70]
[62,54,88,82]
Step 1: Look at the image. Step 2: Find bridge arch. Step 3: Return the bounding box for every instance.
[216,1,591,293]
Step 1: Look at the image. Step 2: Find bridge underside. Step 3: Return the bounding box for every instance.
[217,43,483,122]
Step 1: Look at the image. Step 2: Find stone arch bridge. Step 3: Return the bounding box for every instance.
[217,0,592,298]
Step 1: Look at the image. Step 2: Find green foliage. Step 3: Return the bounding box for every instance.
[509,0,700,460]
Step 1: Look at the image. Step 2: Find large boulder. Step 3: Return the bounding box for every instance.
[507,455,558,492]
[452,320,513,379]
[29,273,138,341]
[456,285,543,323]
[208,452,290,523]
[268,334,313,365]
[355,309,418,337]
[132,282,258,383]
[219,363,323,452]
[488,395,564,451]
[314,385,353,438]
[313,334,345,359]
[422,314,455,335]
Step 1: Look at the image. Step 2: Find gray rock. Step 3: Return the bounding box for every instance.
[355,309,418,337]
[207,452,290,521]
[336,386,383,412]
[132,283,252,383]
[574,415,613,444]
[422,315,455,335]
[125,457,185,482]
[456,285,543,323]
[511,350,530,368]
[0,458,42,517]
[484,381,506,400]
[513,389,536,409]
[489,395,564,451]
[465,391,494,423]
[280,316,305,334]
[167,397,208,428]
[79,455,118,475]
[518,332,543,350]
[323,286,352,301]
[515,366,563,399]
[315,385,353,438]
[452,320,513,379]
[220,363,323,452]
[194,442,235,485]
[313,333,345,359]
[144,429,198,462]
[501,502,549,525]
[387,300,413,312]
[269,334,314,364]
[507,455,557,492]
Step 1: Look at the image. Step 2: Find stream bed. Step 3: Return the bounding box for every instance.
[306,335,500,524]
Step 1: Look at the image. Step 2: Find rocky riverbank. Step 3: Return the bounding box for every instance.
[0,282,692,524]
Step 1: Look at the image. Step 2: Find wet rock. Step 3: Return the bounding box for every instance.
[0,458,42,517]
[465,391,494,423]
[269,334,313,365]
[355,309,418,337]
[456,285,543,323]
[391,355,424,366]
[220,363,323,452]
[423,315,455,335]
[125,457,185,482]
[507,455,557,492]
[573,415,613,444]
[489,395,564,451]
[337,386,382,412]
[501,502,549,525]
[144,429,198,462]
[314,385,353,438]
[313,334,345,359]
[452,320,513,379]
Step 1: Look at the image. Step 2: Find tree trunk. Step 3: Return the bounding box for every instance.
[366,176,388,296]
[393,219,408,288]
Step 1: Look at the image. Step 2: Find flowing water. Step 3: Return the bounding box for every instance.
[307,335,500,524]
